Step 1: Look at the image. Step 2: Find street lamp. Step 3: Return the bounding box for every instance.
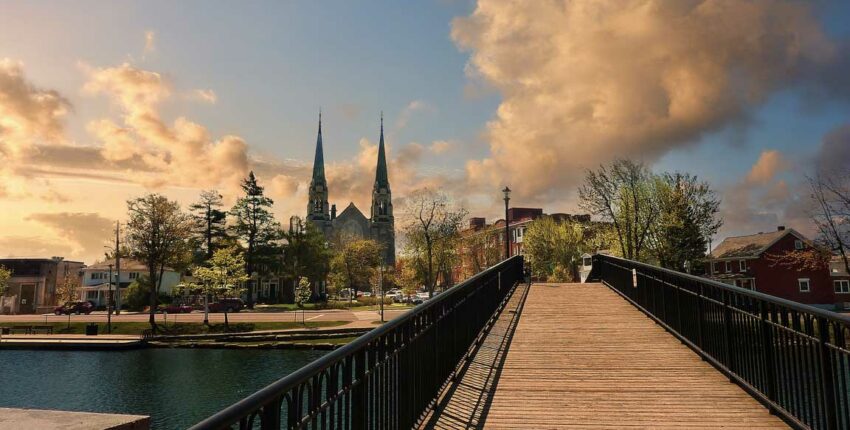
[107,264,113,334]
[502,186,511,260]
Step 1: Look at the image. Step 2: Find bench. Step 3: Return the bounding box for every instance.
[31,325,54,334]
[10,326,32,334]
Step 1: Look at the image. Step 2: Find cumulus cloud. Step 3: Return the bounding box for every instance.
[746,150,789,185]
[193,89,217,104]
[0,58,70,158]
[81,62,249,192]
[25,212,114,261]
[429,140,452,154]
[452,0,844,200]
[395,100,434,129]
[144,30,156,56]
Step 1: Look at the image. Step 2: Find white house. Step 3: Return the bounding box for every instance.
[80,259,181,307]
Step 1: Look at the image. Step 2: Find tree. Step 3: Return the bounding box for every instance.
[579,159,659,261]
[193,246,249,326]
[0,265,11,314]
[125,193,192,331]
[56,273,80,304]
[230,171,283,308]
[523,217,586,282]
[459,227,502,278]
[402,189,467,297]
[330,239,382,302]
[809,174,850,276]
[189,190,229,262]
[649,173,722,272]
[282,217,331,303]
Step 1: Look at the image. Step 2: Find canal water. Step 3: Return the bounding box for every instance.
[0,348,326,429]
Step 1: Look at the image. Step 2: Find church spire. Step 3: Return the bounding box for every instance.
[311,109,325,183]
[375,112,389,188]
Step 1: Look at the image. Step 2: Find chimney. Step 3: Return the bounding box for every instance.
[469,217,486,230]
[331,204,337,220]
[777,226,786,231]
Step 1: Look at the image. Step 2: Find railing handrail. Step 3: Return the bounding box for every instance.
[190,255,523,430]
[596,253,850,324]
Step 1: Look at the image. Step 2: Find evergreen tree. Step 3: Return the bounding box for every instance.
[230,171,283,307]
[282,217,331,302]
[189,190,228,262]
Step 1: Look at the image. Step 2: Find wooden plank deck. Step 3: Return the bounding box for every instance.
[448,283,789,429]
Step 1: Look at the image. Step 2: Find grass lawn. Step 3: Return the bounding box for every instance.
[255,302,414,313]
[0,320,348,336]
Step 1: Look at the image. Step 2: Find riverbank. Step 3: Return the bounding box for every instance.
[0,320,347,336]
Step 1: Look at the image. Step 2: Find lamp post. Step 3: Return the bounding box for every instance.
[502,186,511,260]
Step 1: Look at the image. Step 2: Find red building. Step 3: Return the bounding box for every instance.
[704,226,846,310]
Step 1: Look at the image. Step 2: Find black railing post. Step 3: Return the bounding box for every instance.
[351,349,367,430]
[760,301,777,409]
[818,317,838,430]
[696,283,704,351]
[723,290,735,377]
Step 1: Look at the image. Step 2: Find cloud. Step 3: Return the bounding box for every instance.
[452,0,845,200]
[395,100,434,129]
[0,236,73,259]
[144,30,156,56]
[429,140,453,154]
[0,58,71,158]
[746,150,789,185]
[815,123,850,175]
[25,212,114,261]
[193,89,217,104]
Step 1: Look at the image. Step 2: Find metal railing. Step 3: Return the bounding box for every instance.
[591,254,850,430]
[190,256,524,430]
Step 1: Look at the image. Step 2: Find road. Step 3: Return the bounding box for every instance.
[0,308,410,324]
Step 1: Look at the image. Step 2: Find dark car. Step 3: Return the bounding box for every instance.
[208,298,244,313]
[54,301,94,315]
[158,304,193,314]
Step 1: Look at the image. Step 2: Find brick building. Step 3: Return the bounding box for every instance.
[704,226,848,310]
[0,257,85,314]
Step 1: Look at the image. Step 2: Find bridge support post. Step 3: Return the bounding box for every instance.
[818,316,838,430]
[759,302,777,410]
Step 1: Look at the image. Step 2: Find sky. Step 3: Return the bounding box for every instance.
[1,0,850,264]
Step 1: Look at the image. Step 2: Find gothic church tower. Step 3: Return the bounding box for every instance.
[307,112,331,233]
[370,114,396,265]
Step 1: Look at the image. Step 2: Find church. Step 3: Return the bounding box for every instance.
[307,113,396,266]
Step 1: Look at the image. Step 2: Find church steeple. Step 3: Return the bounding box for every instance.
[375,112,389,188]
[371,112,395,265]
[308,110,330,223]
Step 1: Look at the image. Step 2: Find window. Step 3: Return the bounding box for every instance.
[129,272,138,280]
[795,239,804,250]
[735,279,755,291]
[739,260,747,272]
[86,291,98,300]
[798,278,811,293]
[712,262,719,274]
[725,262,732,273]
[835,280,850,294]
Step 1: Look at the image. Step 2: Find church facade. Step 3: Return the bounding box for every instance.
[307,114,396,266]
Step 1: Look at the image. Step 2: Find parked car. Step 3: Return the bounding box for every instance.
[54,301,94,315]
[208,298,245,313]
[158,304,193,313]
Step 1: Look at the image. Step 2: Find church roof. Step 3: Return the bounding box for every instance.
[375,113,389,188]
[311,111,326,184]
[336,202,368,221]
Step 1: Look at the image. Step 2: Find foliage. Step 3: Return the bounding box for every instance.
[125,277,169,311]
[766,248,831,272]
[523,217,586,282]
[395,258,421,297]
[330,239,383,297]
[459,226,502,278]
[0,265,10,297]
[193,246,249,297]
[125,193,193,330]
[649,172,722,272]
[402,189,467,297]
[282,217,331,302]
[295,277,312,309]
[189,190,229,262]
[56,273,81,304]
[230,171,283,306]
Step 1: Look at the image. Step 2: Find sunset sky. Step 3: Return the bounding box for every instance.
[2,0,850,264]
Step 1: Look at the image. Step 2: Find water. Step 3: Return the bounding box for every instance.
[0,348,326,429]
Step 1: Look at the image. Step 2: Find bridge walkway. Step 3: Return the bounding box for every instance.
[429,283,789,429]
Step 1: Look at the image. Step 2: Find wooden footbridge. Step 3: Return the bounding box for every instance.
[192,255,850,430]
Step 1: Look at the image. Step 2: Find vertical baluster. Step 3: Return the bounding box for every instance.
[760,301,777,410]
[819,317,838,430]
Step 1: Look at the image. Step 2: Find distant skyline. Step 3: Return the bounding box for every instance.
[2,0,850,264]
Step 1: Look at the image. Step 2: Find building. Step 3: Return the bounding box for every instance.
[0,257,85,314]
[704,226,844,309]
[306,113,395,266]
[80,259,181,307]
[831,256,850,309]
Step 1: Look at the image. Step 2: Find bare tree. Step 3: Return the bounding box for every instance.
[402,189,467,297]
[809,173,850,274]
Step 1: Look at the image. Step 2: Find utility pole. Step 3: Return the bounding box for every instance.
[115,221,121,315]
[107,264,113,334]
